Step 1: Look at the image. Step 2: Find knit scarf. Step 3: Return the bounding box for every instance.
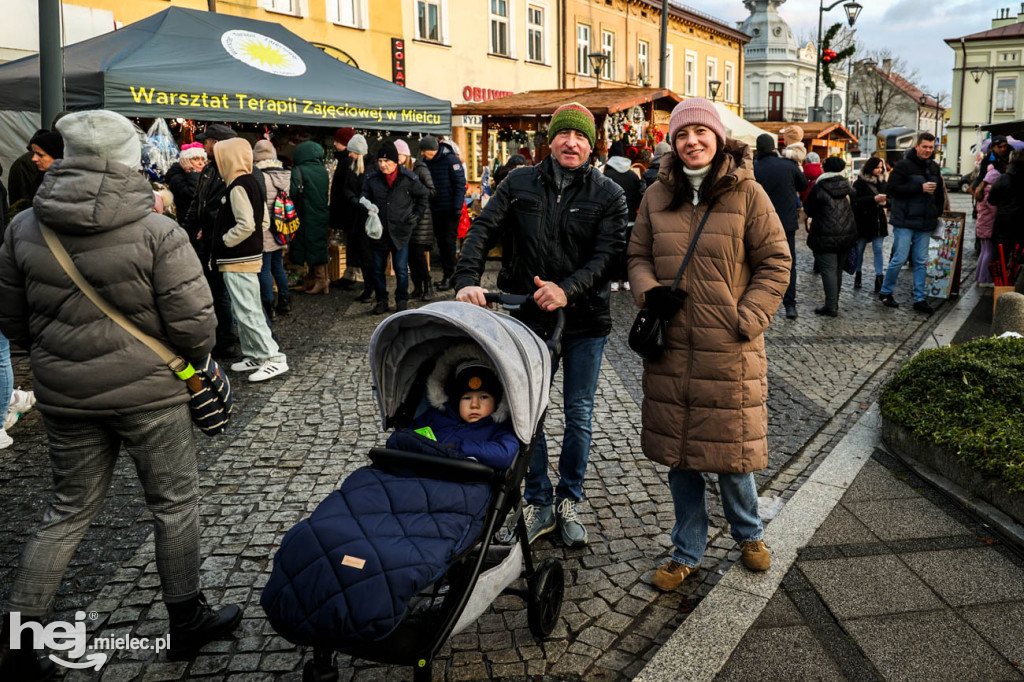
[385,167,399,187]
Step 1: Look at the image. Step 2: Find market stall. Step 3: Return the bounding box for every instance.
[756,121,858,160]
[0,6,451,172]
[452,87,682,172]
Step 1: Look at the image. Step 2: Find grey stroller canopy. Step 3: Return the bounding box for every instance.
[369,301,551,445]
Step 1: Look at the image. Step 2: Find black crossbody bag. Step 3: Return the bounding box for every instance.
[628,200,716,363]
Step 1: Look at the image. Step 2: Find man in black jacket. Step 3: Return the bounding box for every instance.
[421,135,467,290]
[879,133,946,314]
[753,134,808,319]
[455,103,627,549]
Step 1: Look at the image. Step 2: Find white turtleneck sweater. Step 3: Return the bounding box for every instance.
[683,164,713,205]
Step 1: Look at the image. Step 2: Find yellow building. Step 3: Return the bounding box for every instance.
[61,0,401,78]
[398,0,561,181]
[563,0,749,114]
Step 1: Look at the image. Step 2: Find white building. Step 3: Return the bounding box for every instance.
[740,0,847,123]
[945,4,1024,174]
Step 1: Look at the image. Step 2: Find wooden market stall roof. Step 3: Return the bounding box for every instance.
[756,121,859,157]
[756,121,859,144]
[453,87,681,117]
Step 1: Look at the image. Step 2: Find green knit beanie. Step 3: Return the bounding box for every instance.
[548,102,596,148]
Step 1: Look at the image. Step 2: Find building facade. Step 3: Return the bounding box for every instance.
[740,0,847,124]
[13,0,403,76]
[563,0,748,114]
[946,4,1024,174]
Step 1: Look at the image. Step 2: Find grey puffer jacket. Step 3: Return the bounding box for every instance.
[0,158,215,417]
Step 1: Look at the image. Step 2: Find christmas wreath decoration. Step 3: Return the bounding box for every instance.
[819,23,856,90]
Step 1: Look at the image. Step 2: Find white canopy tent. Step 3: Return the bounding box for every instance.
[713,103,771,146]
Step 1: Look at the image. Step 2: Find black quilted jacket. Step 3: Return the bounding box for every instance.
[804,173,858,254]
[453,156,628,339]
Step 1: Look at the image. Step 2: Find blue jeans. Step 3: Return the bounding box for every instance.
[0,332,12,417]
[258,250,290,303]
[372,246,410,304]
[525,335,606,506]
[667,469,764,568]
[857,236,885,277]
[881,227,930,302]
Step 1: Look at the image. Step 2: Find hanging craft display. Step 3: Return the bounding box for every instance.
[819,23,856,90]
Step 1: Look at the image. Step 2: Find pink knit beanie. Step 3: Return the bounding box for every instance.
[393,139,411,157]
[668,98,727,148]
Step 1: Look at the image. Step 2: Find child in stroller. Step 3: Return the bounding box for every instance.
[261,299,565,682]
[386,345,519,469]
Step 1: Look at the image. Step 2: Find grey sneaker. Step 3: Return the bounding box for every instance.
[556,497,588,548]
[523,503,556,544]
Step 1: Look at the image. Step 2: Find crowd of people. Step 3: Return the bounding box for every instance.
[2,95,1022,680]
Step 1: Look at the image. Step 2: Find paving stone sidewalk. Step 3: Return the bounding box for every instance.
[716,448,1024,681]
[0,196,976,680]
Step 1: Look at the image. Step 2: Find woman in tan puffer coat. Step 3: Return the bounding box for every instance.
[627,98,791,592]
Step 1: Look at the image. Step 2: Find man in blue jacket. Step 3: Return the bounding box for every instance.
[421,136,467,291]
[879,133,946,314]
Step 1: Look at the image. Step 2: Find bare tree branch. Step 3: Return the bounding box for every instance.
[847,48,925,136]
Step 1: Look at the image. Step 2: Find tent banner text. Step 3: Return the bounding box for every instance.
[111,85,446,127]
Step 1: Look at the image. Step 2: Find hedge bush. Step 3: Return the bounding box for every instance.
[879,337,1024,493]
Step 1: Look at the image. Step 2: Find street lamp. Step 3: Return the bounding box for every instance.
[589,52,609,88]
[969,66,996,124]
[919,92,942,153]
[813,0,862,122]
[708,79,722,102]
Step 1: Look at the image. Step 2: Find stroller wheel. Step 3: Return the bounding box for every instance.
[527,558,564,638]
[303,647,339,682]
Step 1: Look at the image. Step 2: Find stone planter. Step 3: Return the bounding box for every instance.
[881,417,1024,528]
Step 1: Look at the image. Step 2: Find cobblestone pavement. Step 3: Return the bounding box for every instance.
[0,195,975,680]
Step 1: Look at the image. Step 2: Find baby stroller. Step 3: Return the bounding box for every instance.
[261,295,566,681]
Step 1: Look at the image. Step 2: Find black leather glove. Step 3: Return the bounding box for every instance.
[643,286,688,319]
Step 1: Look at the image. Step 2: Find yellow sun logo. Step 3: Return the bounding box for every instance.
[221,30,306,77]
[239,39,290,69]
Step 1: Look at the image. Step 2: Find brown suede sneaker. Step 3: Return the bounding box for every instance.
[651,561,699,591]
[740,540,771,572]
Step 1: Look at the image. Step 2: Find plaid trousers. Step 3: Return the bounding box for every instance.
[7,403,201,617]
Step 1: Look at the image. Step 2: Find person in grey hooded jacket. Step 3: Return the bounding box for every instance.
[0,110,241,678]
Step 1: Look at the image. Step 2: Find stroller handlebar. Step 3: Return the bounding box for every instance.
[482,293,565,357]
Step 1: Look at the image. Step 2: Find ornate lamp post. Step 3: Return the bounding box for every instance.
[708,79,722,102]
[813,0,862,122]
[589,52,609,89]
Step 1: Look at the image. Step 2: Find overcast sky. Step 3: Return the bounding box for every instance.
[682,0,1000,96]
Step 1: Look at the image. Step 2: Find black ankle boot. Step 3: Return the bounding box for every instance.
[0,613,56,682]
[410,283,423,299]
[874,275,883,293]
[276,295,291,316]
[420,281,435,302]
[854,271,862,289]
[356,286,374,303]
[262,300,276,324]
[167,593,242,659]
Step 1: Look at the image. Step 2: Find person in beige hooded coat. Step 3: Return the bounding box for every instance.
[627,98,791,591]
[212,138,288,382]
